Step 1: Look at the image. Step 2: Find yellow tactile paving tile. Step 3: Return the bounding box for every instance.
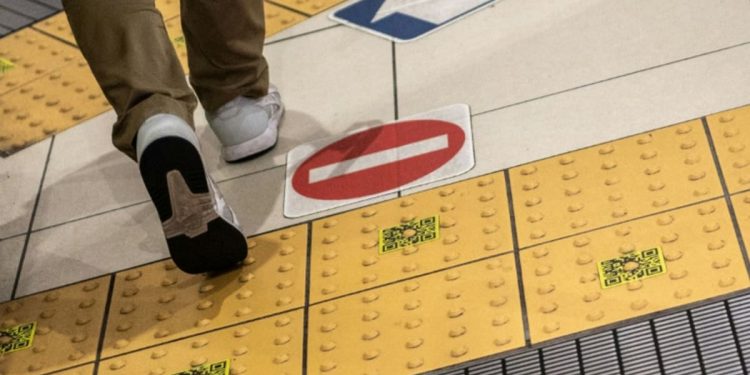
[0,277,109,375]
[98,309,303,375]
[521,198,750,344]
[102,225,307,358]
[164,16,189,73]
[269,0,344,16]
[511,120,722,249]
[53,363,94,375]
[0,54,109,155]
[155,0,181,20]
[731,190,750,246]
[33,13,76,46]
[265,1,308,36]
[707,105,750,194]
[308,254,524,374]
[310,172,512,303]
[0,28,79,96]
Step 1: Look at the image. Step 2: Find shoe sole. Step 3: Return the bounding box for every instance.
[139,137,247,274]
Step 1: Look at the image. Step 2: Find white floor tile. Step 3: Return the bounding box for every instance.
[217,166,397,235]
[402,43,750,195]
[0,138,49,239]
[201,26,396,182]
[0,235,25,302]
[32,111,149,230]
[395,0,750,117]
[17,202,167,297]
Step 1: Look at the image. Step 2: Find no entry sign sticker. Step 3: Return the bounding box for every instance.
[284,104,474,217]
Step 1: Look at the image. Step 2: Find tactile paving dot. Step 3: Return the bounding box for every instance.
[265,1,308,36]
[98,309,302,375]
[164,16,189,73]
[310,171,512,303]
[32,13,77,45]
[707,105,750,194]
[307,254,524,374]
[521,198,749,343]
[0,276,109,375]
[0,28,79,96]
[511,119,722,248]
[0,54,110,155]
[102,225,307,358]
[268,0,344,16]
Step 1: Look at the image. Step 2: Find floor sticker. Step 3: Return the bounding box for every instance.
[331,0,495,42]
[284,103,474,217]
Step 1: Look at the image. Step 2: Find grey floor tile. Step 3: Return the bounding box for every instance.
[0,235,25,302]
[0,7,32,29]
[0,138,50,239]
[2,0,56,19]
[18,202,167,297]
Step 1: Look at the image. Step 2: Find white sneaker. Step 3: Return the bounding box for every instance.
[137,114,247,274]
[206,85,285,162]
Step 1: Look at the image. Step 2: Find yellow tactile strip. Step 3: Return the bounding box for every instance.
[32,13,76,45]
[522,198,750,343]
[102,225,307,358]
[707,106,750,194]
[0,276,109,375]
[0,54,109,154]
[54,363,95,375]
[510,119,722,249]
[265,1,308,36]
[310,171,513,303]
[164,16,189,73]
[0,28,79,96]
[98,309,303,375]
[731,190,750,248]
[269,0,344,16]
[308,254,525,374]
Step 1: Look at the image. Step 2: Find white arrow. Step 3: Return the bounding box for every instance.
[372,0,492,24]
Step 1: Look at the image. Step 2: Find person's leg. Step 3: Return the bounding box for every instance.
[181,0,269,111]
[182,0,284,162]
[63,0,197,161]
[63,0,247,273]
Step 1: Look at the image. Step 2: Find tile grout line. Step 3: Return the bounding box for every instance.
[11,135,55,299]
[701,117,750,276]
[392,40,402,198]
[265,24,341,46]
[92,273,116,375]
[649,319,666,374]
[472,40,750,119]
[302,222,313,375]
[724,299,749,374]
[504,169,531,346]
[264,0,315,17]
[686,309,708,374]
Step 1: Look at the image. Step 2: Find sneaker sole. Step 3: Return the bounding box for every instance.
[139,137,247,274]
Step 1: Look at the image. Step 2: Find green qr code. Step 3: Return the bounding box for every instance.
[597,247,666,289]
[379,216,440,254]
[172,359,229,375]
[0,321,36,355]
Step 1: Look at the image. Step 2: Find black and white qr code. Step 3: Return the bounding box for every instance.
[597,247,666,289]
[379,216,440,254]
[173,359,229,375]
[0,321,36,355]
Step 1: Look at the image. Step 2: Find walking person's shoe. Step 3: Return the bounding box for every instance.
[206,85,285,162]
[137,114,247,274]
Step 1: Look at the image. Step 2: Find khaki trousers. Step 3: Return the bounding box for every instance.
[62,0,269,160]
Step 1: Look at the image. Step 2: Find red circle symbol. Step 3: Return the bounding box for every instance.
[292,120,465,200]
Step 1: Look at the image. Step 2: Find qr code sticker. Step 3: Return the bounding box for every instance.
[0,321,36,355]
[379,216,440,254]
[597,247,666,289]
[172,359,229,375]
[0,58,14,74]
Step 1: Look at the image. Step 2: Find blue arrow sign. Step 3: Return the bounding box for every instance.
[331,0,495,42]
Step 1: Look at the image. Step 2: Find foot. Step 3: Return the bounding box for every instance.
[137,114,247,274]
[206,85,285,162]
